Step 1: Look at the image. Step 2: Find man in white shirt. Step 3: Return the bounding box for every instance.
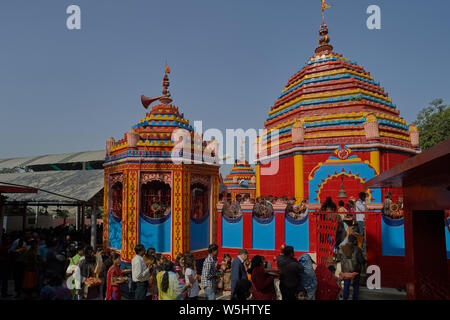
[355,192,368,235]
[355,192,368,252]
[131,244,150,300]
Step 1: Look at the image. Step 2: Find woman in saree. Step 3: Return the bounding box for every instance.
[106,253,130,300]
[315,264,341,300]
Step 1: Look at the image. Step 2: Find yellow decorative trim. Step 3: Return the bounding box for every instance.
[317,172,373,204]
[137,140,175,147]
[282,68,374,93]
[256,164,261,197]
[121,171,129,259]
[294,154,304,203]
[309,162,324,180]
[305,130,365,139]
[103,171,109,250]
[269,88,392,116]
[110,142,128,153]
[379,131,411,141]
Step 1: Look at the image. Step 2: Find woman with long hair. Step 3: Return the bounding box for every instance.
[248,255,276,300]
[174,253,187,299]
[151,253,165,300]
[184,254,200,300]
[106,253,130,300]
[218,254,232,291]
[156,260,186,300]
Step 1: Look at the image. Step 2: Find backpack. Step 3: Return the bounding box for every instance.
[340,244,360,273]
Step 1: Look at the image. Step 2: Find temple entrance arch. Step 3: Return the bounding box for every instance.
[308,150,381,205]
[316,172,374,205]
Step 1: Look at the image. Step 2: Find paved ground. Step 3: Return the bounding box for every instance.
[0,279,406,301]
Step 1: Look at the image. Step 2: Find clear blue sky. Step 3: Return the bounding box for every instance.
[1,0,449,162]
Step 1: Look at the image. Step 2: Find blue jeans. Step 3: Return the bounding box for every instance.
[343,274,360,300]
[357,221,365,236]
[134,281,148,300]
[204,286,216,300]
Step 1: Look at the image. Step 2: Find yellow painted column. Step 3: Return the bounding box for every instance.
[294,154,304,204]
[211,175,219,245]
[126,170,139,261]
[182,170,190,253]
[370,150,381,175]
[121,170,129,260]
[256,164,261,197]
[103,170,109,250]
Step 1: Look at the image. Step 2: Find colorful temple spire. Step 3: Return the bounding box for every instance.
[257,1,419,205]
[105,65,217,164]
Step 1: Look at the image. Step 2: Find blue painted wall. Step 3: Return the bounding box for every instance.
[221,215,243,248]
[190,214,210,251]
[252,216,275,250]
[381,216,405,256]
[139,214,171,253]
[284,214,309,252]
[109,213,122,250]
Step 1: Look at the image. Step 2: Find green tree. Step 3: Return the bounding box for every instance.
[414,99,450,150]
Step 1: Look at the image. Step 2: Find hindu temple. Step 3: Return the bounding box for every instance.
[102,14,450,292]
[103,66,220,261]
[222,159,256,201]
[218,21,448,289]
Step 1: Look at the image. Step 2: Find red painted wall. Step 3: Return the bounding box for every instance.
[260,156,294,197]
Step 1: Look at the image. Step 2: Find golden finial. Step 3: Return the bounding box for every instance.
[316,1,333,54]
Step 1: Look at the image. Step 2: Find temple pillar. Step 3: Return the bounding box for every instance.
[172,169,191,259]
[127,170,139,260]
[121,171,129,260]
[256,164,261,198]
[121,170,139,262]
[211,175,220,245]
[103,171,109,250]
[294,154,304,203]
[241,203,253,249]
[370,150,381,175]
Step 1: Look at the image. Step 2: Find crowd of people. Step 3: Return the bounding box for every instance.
[0,224,102,300]
[0,191,380,301]
[0,226,367,301]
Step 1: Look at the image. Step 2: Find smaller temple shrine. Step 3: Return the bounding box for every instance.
[103,65,220,261]
[222,160,256,201]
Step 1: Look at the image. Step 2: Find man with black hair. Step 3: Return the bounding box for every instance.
[201,244,218,300]
[276,246,304,300]
[131,244,150,300]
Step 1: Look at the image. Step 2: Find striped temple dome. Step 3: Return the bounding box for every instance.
[223,161,256,186]
[105,68,216,163]
[261,23,418,155]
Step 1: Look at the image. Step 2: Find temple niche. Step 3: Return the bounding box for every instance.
[140,174,172,219]
[103,66,220,261]
[190,174,210,221]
